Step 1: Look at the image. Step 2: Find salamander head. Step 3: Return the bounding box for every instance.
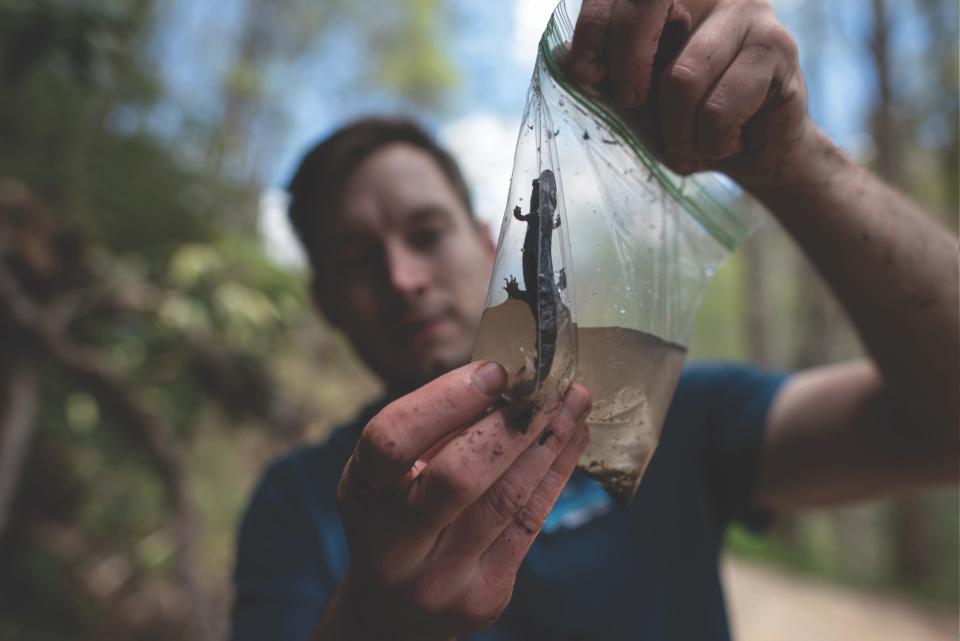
[538,169,557,210]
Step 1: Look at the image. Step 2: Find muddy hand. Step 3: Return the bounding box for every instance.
[334,361,592,640]
[569,0,810,188]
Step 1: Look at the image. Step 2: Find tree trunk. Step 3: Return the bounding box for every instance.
[868,0,935,584]
[0,366,38,538]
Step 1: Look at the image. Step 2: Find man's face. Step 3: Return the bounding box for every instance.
[312,143,495,392]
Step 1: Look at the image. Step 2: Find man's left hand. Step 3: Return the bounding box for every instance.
[569,0,810,187]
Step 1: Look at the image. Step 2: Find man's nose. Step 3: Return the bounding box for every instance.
[385,241,431,298]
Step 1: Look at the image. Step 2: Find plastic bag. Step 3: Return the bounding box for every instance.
[472,0,760,506]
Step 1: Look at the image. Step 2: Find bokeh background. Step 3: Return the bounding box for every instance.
[0,0,956,639]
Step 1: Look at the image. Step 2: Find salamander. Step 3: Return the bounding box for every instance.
[505,168,565,390]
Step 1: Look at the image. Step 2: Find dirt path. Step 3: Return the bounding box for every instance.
[723,557,958,641]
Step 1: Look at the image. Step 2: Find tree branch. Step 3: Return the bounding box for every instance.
[0,256,214,641]
[0,366,38,538]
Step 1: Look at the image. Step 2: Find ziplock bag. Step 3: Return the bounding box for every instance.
[472,0,761,506]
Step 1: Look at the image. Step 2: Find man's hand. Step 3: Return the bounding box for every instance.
[569,0,809,186]
[321,361,591,641]
[565,2,959,506]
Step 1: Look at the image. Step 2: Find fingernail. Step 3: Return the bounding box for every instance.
[559,387,591,424]
[471,361,507,395]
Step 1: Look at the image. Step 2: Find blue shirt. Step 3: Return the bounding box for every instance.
[232,363,788,640]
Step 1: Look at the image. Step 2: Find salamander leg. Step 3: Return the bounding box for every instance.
[514,205,533,222]
[504,275,526,301]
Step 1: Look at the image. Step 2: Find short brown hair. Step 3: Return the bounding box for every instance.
[287,117,473,268]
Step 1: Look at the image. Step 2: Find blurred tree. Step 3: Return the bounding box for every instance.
[915,0,959,227]
[726,0,958,607]
[867,0,936,587]
[366,0,458,108]
[197,0,457,179]
[0,0,456,639]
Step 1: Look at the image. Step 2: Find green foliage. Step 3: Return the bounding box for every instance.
[367,0,459,107]
[0,0,452,636]
[0,2,253,263]
[0,3,310,638]
[0,0,138,88]
[689,252,746,362]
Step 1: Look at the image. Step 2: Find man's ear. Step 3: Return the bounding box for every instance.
[310,275,343,329]
[478,221,496,257]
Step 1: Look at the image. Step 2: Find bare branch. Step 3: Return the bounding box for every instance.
[0,367,38,538]
[0,257,215,641]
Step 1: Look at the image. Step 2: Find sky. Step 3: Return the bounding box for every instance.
[149,0,917,267]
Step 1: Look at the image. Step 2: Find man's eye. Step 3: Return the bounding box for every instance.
[409,226,447,250]
[334,247,377,269]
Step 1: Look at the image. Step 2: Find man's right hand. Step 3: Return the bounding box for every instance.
[321,361,591,641]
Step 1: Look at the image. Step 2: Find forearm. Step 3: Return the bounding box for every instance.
[745,123,959,429]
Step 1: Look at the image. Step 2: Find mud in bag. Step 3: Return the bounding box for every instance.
[472,0,760,506]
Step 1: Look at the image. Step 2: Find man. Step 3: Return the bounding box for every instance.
[232,1,959,639]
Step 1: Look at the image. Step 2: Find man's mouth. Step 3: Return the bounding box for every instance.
[390,309,456,344]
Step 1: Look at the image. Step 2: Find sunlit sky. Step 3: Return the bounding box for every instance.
[149,0,945,266]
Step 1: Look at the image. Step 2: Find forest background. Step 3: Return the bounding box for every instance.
[0,0,956,639]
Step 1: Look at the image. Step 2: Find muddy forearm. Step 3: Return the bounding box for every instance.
[745,122,959,428]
